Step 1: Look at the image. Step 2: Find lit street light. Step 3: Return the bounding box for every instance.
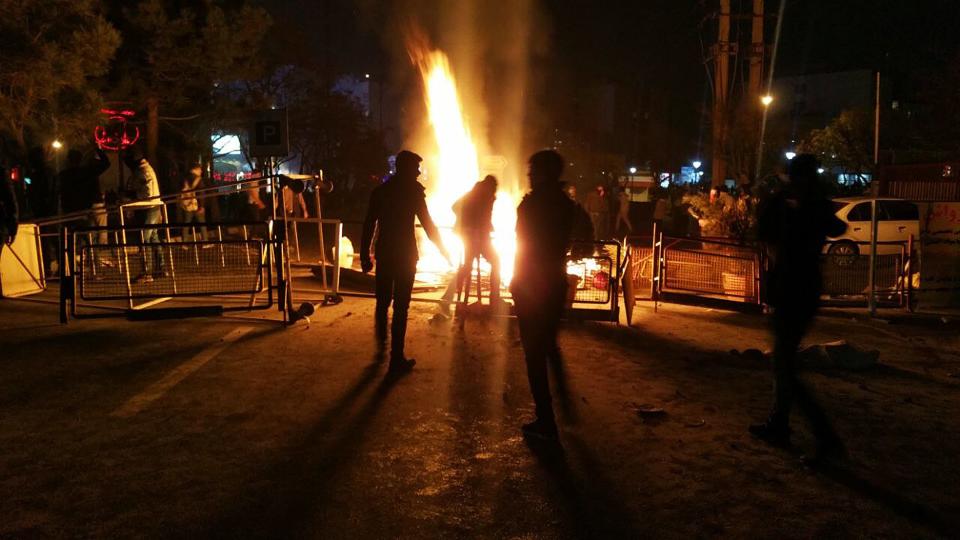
[785,151,797,160]
[628,166,637,175]
[692,160,702,170]
[51,140,63,150]
[761,94,774,107]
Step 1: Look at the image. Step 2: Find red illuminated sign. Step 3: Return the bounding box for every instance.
[94,108,140,151]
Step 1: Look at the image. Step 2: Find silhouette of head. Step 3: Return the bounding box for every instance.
[67,150,83,167]
[122,150,143,170]
[395,150,422,179]
[788,153,820,192]
[479,174,497,194]
[528,150,564,189]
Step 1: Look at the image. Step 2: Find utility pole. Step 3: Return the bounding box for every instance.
[711,0,733,189]
[748,0,765,185]
[748,0,765,98]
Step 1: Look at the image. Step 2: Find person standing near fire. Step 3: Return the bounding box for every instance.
[361,150,450,372]
[512,150,592,440]
[440,174,501,313]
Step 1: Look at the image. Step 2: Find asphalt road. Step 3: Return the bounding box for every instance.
[1,296,958,538]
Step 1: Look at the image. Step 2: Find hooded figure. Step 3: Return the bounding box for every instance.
[123,150,165,283]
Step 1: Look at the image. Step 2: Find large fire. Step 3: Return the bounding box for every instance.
[410,46,519,288]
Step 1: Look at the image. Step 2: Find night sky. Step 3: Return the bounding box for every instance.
[264,0,960,166]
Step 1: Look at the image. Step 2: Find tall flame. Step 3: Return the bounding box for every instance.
[409,43,519,285]
[416,51,480,228]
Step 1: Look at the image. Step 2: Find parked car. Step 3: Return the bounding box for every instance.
[826,197,919,256]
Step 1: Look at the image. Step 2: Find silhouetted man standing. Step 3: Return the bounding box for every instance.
[361,150,449,372]
[512,150,591,440]
[750,154,847,464]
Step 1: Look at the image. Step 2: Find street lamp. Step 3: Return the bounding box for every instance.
[51,140,63,150]
[628,166,637,175]
[761,94,774,107]
[692,160,702,170]
[785,151,797,160]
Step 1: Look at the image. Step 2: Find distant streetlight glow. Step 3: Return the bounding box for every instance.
[628,166,637,174]
[364,73,370,79]
[692,160,702,170]
[785,151,797,160]
[761,95,774,107]
[817,167,825,174]
[51,140,63,150]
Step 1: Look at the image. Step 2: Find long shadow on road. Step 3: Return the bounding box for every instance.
[204,358,399,537]
[816,461,957,537]
[524,434,642,538]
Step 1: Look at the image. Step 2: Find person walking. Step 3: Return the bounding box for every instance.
[361,150,450,372]
[512,150,592,440]
[614,186,632,236]
[440,175,501,312]
[749,154,848,464]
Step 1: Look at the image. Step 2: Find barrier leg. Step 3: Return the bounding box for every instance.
[332,222,342,295]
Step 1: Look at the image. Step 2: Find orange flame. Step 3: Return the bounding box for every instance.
[408,39,518,286]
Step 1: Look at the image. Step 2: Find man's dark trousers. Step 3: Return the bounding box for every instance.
[769,300,835,440]
[375,260,417,357]
[515,284,565,426]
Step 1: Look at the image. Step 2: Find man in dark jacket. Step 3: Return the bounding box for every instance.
[512,149,592,440]
[750,154,848,464]
[361,150,449,372]
[60,147,109,215]
[60,147,110,244]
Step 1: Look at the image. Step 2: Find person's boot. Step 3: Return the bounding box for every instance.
[749,421,791,447]
[522,418,558,441]
[388,354,416,373]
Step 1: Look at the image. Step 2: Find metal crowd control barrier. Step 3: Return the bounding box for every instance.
[564,240,622,322]
[655,235,762,304]
[821,240,910,307]
[50,172,343,323]
[62,221,276,320]
[284,217,343,305]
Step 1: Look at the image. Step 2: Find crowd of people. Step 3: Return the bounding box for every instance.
[1,142,848,463]
[360,148,847,463]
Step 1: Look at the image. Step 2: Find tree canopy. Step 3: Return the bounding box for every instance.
[0,0,120,159]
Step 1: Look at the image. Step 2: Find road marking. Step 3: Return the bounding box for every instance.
[111,326,253,418]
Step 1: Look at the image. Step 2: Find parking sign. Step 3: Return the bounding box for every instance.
[250,109,289,158]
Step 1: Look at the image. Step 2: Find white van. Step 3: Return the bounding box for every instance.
[826,197,919,256]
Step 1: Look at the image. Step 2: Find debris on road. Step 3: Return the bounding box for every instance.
[730,340,879,370]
